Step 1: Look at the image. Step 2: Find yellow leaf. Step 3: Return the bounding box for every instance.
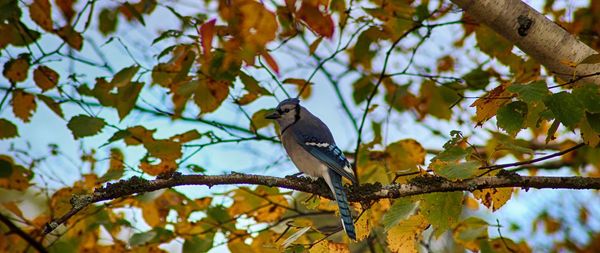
[29,0,53,31]
[452,217,488,251]
[386,214,429,253]
[470,83,513,126]
[193,78,230,114]
[124,126,156,145]
[354,210,371,241]
[56,25,83,51]
[283,78,312,99]
[3,55,30,83]
[327,242,350,253]
[33,65,59,91]
[170,129,201,143]
[385,139,425,174]
[11,89,36,122]
[139,159,177,176]
[139,199,163,227]
[472,170,513,211]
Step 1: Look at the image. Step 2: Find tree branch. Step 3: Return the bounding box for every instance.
[43,171,600,235]
[0,213,48,253]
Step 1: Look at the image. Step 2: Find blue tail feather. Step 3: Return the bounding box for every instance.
[328,170,356,240]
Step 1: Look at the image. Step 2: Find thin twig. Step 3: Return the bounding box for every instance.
[0,213,48,253]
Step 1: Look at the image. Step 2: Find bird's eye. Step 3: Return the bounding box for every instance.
[283,108,290,113]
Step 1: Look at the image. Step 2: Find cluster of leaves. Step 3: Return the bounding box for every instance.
[1,0,600,252]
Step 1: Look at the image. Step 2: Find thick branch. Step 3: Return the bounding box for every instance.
[451,0,600,85]
[43,172,600,235]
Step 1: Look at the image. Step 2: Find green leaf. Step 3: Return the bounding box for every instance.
[152,29,183,45]
[239,72,271,95]
[573,83,600,113]
[352,76,374,104]
[497,101,527,136]
[586,112,600,133]
[111,65,139,88]
[432,160,480,181]
[129,230,157,246]
[116,81,143,120]
[544,91,584,129]
[463,67,490,90]
[183,235,214,253]
[507,81,549,102]
[0,118,19,139]
[0,159,12,178]
[434,146,468,162]
[382,198,418,231]
[421,192,462,237]
[67,115,106,139]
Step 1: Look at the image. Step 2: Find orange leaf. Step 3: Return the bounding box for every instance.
[33,65,59,91]
[297,2,334,38]
[470,83,513,126]
[262,51,279,75]
[2,202,24,218]
[29,0,53,31]
[56,25,83,51]
[200,19,216,59]
[12,89,36,122]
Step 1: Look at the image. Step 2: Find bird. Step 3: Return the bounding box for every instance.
[265,98,358,240]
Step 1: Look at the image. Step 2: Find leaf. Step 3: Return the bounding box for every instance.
[580,114,600,147]
[98,8,118,36]
[67,115,106,139]
[55,0,76,21]
[579,54,600,65]
[545,120,560,144]
[111,65,139,88]
[470,83,513,126]
[382,198,418,231]
[12,89,37,122]
[0,118,19,139]
[0,156,31,190]
[29,0,52,31]
[129,230,157,246]
[431,160,480,181]
[586,112,600,133]
[297,2,334,38]
[183,236,214,253]
[170,130,202,143]
[262,51,279,75]
[385,139,425,173]
[200,19,216,59]
[463,67,490,90]
[56,25,83,50]
[386,214,429,253]
[283,78,312,99]
[543,91,584,129]
[250,109,273,132]
[144,139,182,161]
[3,54,30,83]
[309,37,323,55]
[100,148,125,182]
[116,81,143,120]
[33,65,59,91]
[352,76,374,104]
[497,101,527,136]
[418,80,459,120]
[573,83,600,113]
[36,94,64,118]
[507,81,550,102]
[193,78,229,114]
[421,192,463,237]
[122,2,146,25]
[473,170,513,211]
[452,217,489,251]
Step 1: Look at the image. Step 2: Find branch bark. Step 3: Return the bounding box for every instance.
[0,213,48,253]
[43,172,600,235]
[451,0,600,85]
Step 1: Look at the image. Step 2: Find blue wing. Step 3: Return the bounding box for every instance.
[297,135,358,184]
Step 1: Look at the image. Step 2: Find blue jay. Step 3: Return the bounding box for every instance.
[266,98,357,240]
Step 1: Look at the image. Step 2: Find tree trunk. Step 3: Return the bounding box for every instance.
[451,0,600,85]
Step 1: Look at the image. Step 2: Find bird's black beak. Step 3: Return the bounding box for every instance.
[265,111,280,119]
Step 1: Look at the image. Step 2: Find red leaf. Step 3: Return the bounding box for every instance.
[200,19,216,60]
[297,2,334,38]
[262,51,279,75]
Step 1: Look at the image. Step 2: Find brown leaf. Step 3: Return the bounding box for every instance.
[12,89,37,122]
[194,78,229,114]
[3,55,30,83]
[29,0,53,31]
[56,25,83,51]
[262,51,279,75]
[37,94,64,118]
[55,0,76,21]
[200,19,216,59]
[33,65,59,91]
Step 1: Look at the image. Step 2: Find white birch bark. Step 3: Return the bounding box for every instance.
[451,0,600,85]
